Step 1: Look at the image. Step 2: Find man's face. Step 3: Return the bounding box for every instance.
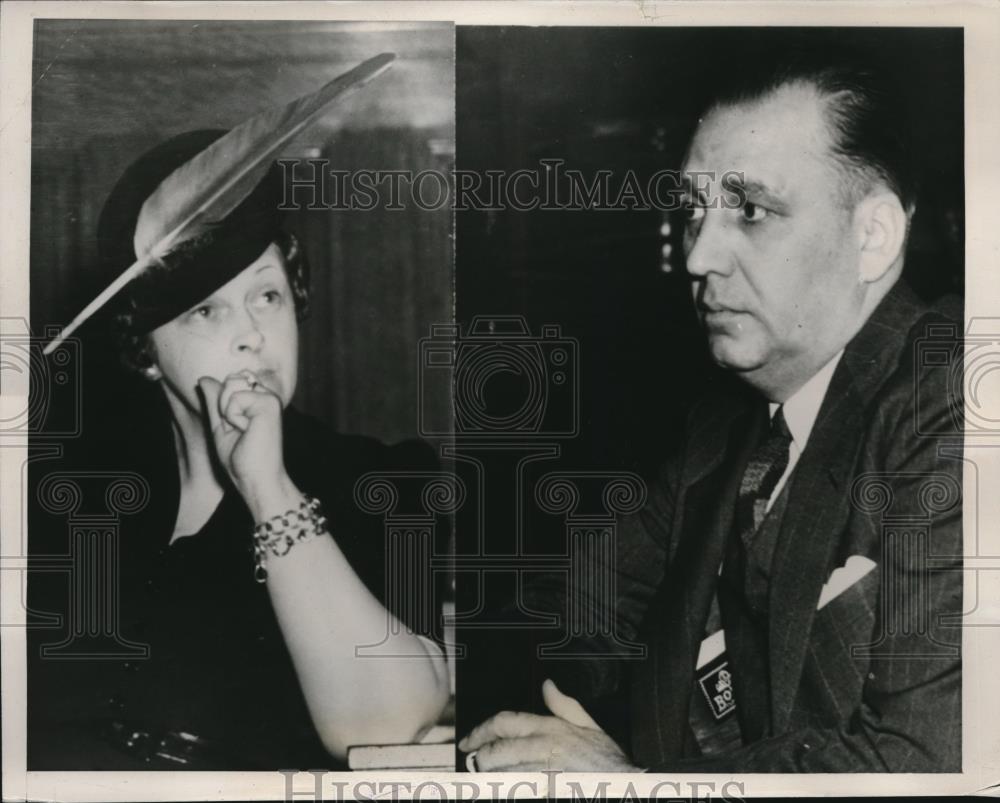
[682,83,866,394]
[148,242,299,414]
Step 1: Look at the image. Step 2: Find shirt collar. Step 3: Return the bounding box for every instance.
[769,349,844,449]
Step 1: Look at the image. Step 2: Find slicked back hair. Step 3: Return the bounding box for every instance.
[698,38,917,215]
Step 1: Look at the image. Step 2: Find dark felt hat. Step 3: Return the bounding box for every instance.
[97,129,286,333]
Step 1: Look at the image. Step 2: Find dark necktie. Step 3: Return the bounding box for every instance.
[735,405,793,546]
[718,404,793,743]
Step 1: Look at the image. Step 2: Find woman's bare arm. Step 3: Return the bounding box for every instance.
[198,374,449,760]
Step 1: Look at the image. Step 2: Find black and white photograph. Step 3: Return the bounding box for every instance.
[455,25,966,775]
[21,19,456,772]
[1,3,999,802]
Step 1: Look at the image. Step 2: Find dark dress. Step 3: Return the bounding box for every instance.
[27,387,445,770]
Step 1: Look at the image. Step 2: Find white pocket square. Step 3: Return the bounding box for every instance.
[817,555,877,610]
[695,554,878,671]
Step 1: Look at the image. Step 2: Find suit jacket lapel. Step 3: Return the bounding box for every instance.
[676,386,763,673]
[767,369,863,731]
[768,282,926,732]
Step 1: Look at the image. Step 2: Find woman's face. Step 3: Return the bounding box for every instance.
[148,242,299,415]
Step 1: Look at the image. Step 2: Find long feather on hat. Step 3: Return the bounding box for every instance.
[44,52,395,355]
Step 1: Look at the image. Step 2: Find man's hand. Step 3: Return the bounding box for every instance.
[540,678,601,729]
[198,372,300,520]
[459,679,640,772]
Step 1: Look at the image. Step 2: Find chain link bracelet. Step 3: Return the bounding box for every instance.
[252,495,328,583]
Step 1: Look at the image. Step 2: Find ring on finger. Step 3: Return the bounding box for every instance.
[237,370,260,390]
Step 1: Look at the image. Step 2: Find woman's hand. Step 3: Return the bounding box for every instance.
[197,371,300,520]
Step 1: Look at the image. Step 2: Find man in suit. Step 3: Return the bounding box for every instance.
[460,47,962,772]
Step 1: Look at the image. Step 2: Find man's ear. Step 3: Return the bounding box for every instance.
[855,191,908,284]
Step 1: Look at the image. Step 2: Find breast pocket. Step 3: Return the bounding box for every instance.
[814,565,880,644]
[806,566,880,686]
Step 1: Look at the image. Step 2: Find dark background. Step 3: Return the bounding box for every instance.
[454,26,964,738]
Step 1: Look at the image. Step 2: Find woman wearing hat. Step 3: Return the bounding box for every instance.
[28,126,450,769]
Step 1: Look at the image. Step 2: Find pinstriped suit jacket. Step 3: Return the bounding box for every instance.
[568,281,963,771]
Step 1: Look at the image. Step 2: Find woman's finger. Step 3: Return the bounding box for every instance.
[218,373,261,424]
[222,387,281,432]
[197,376,225,434]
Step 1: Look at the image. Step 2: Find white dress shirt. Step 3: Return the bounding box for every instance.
[697,349,847,674]
[765,349,844,512]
